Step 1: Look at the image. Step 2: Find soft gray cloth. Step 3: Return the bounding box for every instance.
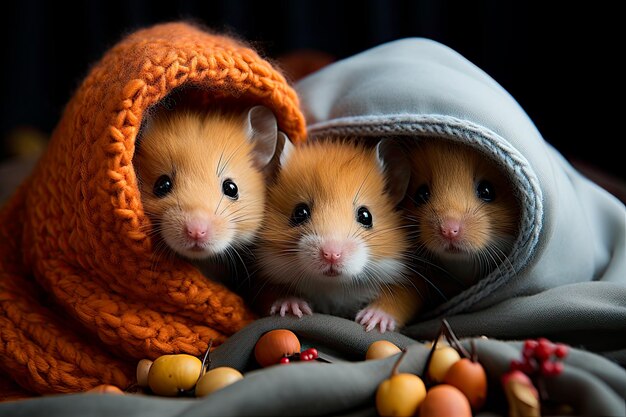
[296,37,626,363]
[1,315,625,416]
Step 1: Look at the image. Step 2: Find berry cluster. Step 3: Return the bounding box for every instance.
[279,348,319,364]
[510,338,569,377]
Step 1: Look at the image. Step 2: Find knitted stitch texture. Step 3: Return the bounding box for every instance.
[0,22,306,398]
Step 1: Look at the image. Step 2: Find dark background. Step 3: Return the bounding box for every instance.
[0,1,622,185]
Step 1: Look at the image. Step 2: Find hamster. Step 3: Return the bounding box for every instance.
[253,138,423,332]
[402,139,521,303]
[133,105,280,263]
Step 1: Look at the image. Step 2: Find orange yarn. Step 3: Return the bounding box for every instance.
[0,22,306,398]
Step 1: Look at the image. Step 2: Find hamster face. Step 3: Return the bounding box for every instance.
[134,110,266,259]
[257,140,409,298]
[404,140,520,266]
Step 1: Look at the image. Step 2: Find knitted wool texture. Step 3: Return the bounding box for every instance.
[0,22,306,398]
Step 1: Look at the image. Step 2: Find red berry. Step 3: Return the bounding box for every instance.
[307,348,318,359]
[511,359,535,374]
[301,353,312,361]
[553,362,564,375]
[540,361,557,376]
[279,357,290,364]
[523,340,538,357]
[535,340,554,361]
[540,361,553,375]
[554,344,569,359]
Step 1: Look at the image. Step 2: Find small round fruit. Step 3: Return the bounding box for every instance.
[254,329,301,367]
[136,359,153,388]
[148,354,202,396]
[366,340,402,360]
[428,345,461,382]
[420,384,472,417]
[195,367,244,397]
[443,358,488,410]
[554,343,569,359]
[375,373,426,417]
[87,384,124,394]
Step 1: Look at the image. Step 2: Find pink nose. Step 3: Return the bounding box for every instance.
[440,219,462,241]
[185,220,210,243]
[321,245,342,265]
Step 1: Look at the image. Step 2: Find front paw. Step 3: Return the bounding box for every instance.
[269,297,313,318]
[355,307,397,333]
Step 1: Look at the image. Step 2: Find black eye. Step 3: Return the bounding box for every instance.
[222,179,239,200]
[356,206,373,228]
[414,184,430,205]
[153,175,173,198]
[290,203,311,226]
[476,180,495,202]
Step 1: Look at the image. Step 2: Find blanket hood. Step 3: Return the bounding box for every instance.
[0,22,306,397]
[296,38,626,360]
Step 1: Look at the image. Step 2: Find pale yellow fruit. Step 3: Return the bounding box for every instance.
[428,345,461,382]
[365,340,402,360]
[428,346,461,382]
[148,354,202,396]
[195,367,244,397]
[136,359,153,388]
[376,373,427,417]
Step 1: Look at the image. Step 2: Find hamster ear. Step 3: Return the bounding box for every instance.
[277,131,295,167]
[262,131,294,183]
[245,105,279,170]
[376,138,410,206]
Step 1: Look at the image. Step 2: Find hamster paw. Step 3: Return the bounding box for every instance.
[270,297,313,318]
[356,307,397,333]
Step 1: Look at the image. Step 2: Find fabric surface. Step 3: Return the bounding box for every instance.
[0,21,306,397]
[295,37,626,363]
[0,315,624,416]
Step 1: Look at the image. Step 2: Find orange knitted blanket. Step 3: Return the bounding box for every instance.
[0,22,305,399]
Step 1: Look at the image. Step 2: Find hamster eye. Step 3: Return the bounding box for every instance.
[414,184,430,205]
[476,180,495,202]
[290,203,311,226]
[153,175,173,198]
[222,179,239,200]
[356,206,373,228]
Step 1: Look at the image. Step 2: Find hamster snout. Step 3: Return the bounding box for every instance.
[319,239,355,267]
[439,218,462,242]
[185,214,210,244]
[297,219,370,280]
[161,209,234,259]
[422,205,494,259]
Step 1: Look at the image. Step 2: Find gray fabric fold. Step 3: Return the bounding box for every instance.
[1,315,624,416]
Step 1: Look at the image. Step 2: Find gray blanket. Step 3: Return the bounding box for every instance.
[1,315,625,416]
